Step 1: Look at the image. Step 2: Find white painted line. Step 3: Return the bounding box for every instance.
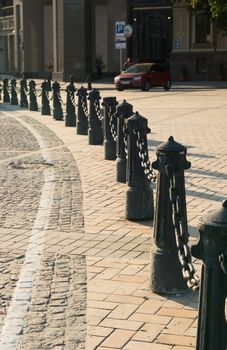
[0,112,55,349]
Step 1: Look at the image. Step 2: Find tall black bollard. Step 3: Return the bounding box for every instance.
[10,79,18,105]
[29,80,38,111]
[20,77,28,108]
[76,86,88,135]
[41,80,51,116]
[191,200,227,350]
[150,136,190,294]
[52,81,63,120]
[115,100,133,183]
[124,112,154,220]
[3,78,10,103]
[87,89,103,145]
[65,76,76,127]
[102,97,118,160]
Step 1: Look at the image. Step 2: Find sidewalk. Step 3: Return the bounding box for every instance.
[0,81,227,349]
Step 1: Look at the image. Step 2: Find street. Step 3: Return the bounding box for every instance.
[0,80,227,349]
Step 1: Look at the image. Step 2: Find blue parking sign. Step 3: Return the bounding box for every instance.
[115,21,125,36]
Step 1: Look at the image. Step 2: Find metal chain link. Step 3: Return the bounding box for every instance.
[123,125,128,157]
[69,91,77,108]
[136,130,157,182]
[169,173,200,291]
[94,100,103,121]
[23,86,29,96]
[81,96,89,118]
[108,106,117,140]
[57,92,66,106]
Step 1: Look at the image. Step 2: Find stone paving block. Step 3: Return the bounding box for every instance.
[101,329,135,348]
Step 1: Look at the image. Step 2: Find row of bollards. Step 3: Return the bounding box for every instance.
[1,75,227,350]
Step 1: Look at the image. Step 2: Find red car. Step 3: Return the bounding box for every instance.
[114,63,172,91]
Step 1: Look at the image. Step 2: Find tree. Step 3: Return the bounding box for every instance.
[190,0,227,33]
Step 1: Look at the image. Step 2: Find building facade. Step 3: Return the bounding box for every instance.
[0,0,227,81]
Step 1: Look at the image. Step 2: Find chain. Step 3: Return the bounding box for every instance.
[69,91,77,108]
[136,130,157,182]
[81,96,89,118]
[123,124,128,157]
[108,106,117,140]
[23,86,29,96]
[57,92,66,105]
[94,100,103,121]
[169,173,200,291]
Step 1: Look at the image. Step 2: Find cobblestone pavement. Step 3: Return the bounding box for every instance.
[0,80,227,350]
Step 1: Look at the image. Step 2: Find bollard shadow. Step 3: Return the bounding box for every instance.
[187,168,227,180]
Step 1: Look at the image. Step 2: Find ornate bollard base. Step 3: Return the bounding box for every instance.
[88,128,103,145]
[77,121,88,135]
[104,140,116,160]
[116,158,126,183]
[150,246,188,294]
[65,114,76,127]
[41,107,51,116]
[125,186,154,220]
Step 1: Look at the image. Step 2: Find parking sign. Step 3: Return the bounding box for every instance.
[115,21,125,37]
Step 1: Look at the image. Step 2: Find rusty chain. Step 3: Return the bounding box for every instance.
[94,100,103,121]
[168,172,200,291]
[136,130,157,182]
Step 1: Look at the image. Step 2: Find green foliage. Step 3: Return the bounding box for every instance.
[190,0,227,33]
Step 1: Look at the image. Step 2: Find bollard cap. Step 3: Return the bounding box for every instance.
[157,136,186,152]
[116,99,133,117]
[199,200,227,229]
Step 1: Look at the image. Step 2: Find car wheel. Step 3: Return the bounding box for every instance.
[164,80,172,91]
[116,86,124,91]
[141,80,151,91]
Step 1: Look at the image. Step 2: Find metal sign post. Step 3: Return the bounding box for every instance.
[115,21,126,72]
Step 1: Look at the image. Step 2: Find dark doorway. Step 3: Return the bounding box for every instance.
[131,8,172,62]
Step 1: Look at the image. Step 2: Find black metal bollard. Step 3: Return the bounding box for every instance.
[10,79,18,105]
[124,112,154,220]
[191,200,227,350]
[3,78,10,103]
[29,80,38,111]
[87,74,92,90]
[102,97,118,160]
[41,80,51,116]
[115,100,133,183]
[87,89,103,145]
[65,76,76,127]
[52,81,63,120]
[20,77,28,108]
[150,136,190,294]
[76,86,88,135]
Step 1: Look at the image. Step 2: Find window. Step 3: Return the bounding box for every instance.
[196,12,210,43]
[1,0,13,17]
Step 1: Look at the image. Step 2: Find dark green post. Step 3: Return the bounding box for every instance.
[52,81,63,120]
[150,136,189,294]
[29,80,38,111]
[20,77,28,108]
[125,112,154,220]
[65,76,76,127]
[10,79,19,105]
[76,86,88,135]
[3,78,10,103]
[191,200,227,350]
[41,80,51,116]
[115,100,133,183]
[88,89,103,145]
[102,97,118,160]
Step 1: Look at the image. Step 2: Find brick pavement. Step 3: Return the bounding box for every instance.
[0,80,227,349]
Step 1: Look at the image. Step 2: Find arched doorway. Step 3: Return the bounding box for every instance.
[132,8,172,62]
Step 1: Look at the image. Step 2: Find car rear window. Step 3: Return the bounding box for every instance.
[126,65,151,73]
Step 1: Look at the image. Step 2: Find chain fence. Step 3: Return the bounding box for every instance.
[168,171,200,291]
